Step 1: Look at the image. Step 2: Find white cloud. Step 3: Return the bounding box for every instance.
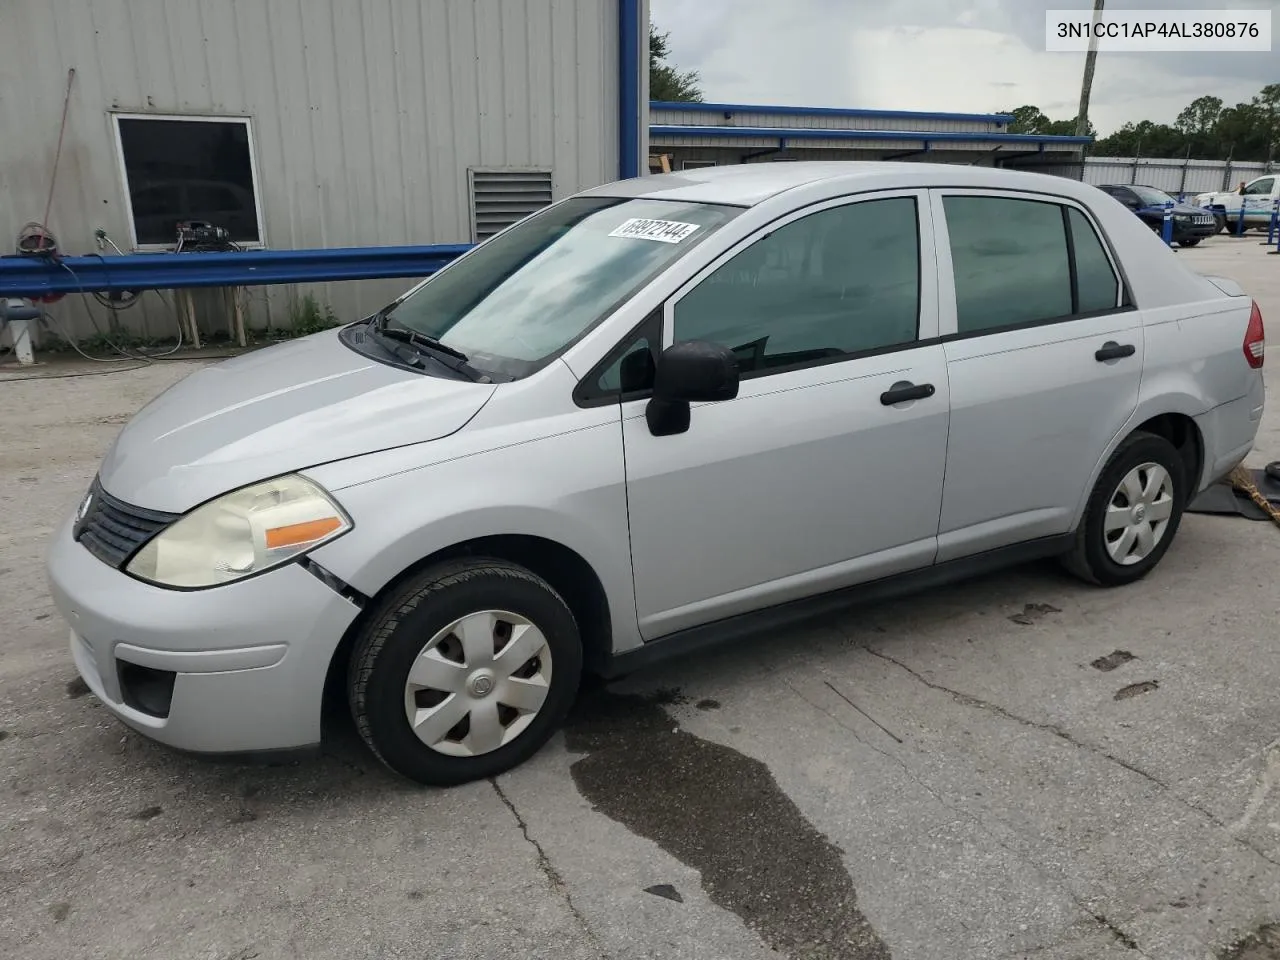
[650,0,1279,135]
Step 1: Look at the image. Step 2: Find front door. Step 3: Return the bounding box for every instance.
[619,191,952,640]
[1242,176,1277,221]
[929,189,1143,562]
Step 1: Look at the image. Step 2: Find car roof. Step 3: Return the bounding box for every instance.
[579,161,1109,208]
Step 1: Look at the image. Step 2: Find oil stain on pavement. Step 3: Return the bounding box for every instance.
[564,688,892,960]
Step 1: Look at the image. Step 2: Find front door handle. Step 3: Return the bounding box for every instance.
[1095,341,1136,362]
[880,381,936,405]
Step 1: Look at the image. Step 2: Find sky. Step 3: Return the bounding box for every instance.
[648,0,1278,135]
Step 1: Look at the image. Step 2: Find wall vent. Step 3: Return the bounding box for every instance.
[468,168,554,242]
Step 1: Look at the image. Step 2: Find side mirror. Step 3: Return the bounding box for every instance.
[645,340,739,436]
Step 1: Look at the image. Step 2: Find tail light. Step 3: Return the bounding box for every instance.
[1245,299,1265,369]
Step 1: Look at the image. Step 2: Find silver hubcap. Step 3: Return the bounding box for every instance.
[1105,462,1175,565]
[403,610,553,757]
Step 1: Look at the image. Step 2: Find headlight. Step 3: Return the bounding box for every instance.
[126,474,351,588]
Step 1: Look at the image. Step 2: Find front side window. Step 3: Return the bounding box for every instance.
[114,116,261,247]
[672,197,921,376]
[380,197,741,381]
[944,195,1122,336]
[1243,177,1275,196]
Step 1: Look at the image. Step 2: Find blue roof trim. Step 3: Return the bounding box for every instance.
[651,100,1015,125]
[649,124,1094,145]
[618,0,642,179]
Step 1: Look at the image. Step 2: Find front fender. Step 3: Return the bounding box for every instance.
[303,418,643,653]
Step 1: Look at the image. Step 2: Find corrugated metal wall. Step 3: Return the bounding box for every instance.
[1017,157,1274,194]
[0,0,621,342]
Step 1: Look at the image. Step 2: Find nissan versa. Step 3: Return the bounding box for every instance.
[48,163,1266,786]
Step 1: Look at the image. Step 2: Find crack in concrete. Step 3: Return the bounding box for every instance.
[782,674,1150,954]
[1228,742,1280,836]
[822,680,903,744]
[863,646,1280,871]
[490,778,602,954]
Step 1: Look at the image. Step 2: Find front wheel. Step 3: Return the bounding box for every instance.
[1180,238,1200,247]
[1061,431,1187,587]
[349,558,583,786]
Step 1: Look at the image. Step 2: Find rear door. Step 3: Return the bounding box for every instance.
[930,189,1143,562]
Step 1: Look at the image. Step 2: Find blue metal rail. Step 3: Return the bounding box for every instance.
[0,244,474,299]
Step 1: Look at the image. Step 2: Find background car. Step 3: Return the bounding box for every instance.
[1097,184,1217,246]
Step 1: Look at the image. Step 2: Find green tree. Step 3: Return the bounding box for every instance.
[1174,95,1223,136]
[1004,84,1278,161]
[1002,105,1051,133]
[1092,119,1183,157]
[1000,105,1093,137]
[650,23,703,102]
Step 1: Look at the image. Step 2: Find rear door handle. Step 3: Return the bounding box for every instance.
[1095,341,1136,362]
[880,381,936,405]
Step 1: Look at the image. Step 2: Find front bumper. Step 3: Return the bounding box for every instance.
[1173,222,1216,240]
[46,515,362,754]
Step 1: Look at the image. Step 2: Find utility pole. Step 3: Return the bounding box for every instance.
[1075,0,1105,138]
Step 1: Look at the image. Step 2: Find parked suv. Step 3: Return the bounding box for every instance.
[47,163,1266,786]
[1097,183,1217,246]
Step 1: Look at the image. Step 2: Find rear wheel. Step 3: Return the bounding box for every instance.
[348,558,583,786]
[1062,431,1186,587]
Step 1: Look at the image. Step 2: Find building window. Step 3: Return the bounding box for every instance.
[681,159,716,170]
[468,168,554,243]
[112,114,264,249]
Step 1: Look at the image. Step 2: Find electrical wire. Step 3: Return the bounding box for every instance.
[9,220,253,368]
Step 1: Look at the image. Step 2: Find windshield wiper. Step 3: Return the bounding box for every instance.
[378,325,468,361]
[375,325,490,382]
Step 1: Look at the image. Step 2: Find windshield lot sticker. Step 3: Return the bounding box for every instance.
[609,218,701,243]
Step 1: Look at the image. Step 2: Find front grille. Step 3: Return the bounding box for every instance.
[73,477,179,569]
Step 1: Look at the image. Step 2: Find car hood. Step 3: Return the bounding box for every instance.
[98,328,497,513]
[1137,202,1210,216]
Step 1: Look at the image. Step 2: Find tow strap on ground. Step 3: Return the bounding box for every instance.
[1187,462,1280,527]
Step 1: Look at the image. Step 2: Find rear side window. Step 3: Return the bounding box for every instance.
[945,196,1071,333]
[1068,208,1120,313]
[944,195,1122,336]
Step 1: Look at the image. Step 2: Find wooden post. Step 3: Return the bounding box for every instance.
[182,290,201,350]
[233,287,247,347]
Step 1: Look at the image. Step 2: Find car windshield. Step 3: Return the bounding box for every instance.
[378,196,742,380]
[1130,186,1175,206]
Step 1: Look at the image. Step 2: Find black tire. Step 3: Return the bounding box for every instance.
[1214,213,1227,234]
[1061,431,1187,587]
[348,557,583,786]
[1180,238,1200,247]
